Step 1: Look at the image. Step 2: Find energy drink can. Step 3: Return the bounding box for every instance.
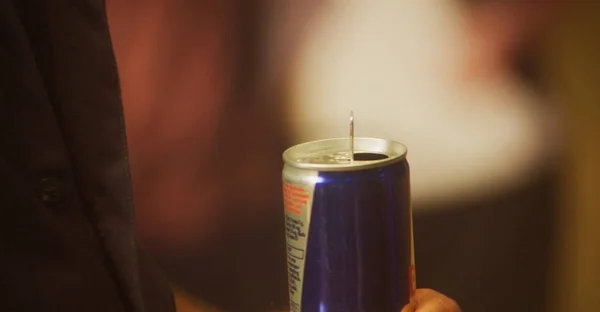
[282,137,415,312]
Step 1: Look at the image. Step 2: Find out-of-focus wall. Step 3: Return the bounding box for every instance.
[542,3,600,311]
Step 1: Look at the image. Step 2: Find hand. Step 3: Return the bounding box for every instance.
[401,289,461,312]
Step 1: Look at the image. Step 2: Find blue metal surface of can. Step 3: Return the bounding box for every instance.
[282,137,415,312]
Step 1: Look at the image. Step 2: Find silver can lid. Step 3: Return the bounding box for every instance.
[283,137,407,171]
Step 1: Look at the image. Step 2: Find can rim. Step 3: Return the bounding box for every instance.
[283,137,407,171]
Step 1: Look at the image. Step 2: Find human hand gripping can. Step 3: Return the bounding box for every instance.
[282,127,416,311]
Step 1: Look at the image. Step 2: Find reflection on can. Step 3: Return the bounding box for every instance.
[282,137,415,312]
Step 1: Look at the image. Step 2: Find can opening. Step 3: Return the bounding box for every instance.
[353,152,389,161]
[283,138,407,170]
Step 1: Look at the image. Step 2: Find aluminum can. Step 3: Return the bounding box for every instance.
[282,137,415,312]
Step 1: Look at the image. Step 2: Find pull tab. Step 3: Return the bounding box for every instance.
[349,111,354,162]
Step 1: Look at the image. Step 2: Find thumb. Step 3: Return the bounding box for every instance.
[408,289,461,312]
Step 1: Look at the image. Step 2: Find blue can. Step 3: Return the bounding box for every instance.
[282,137,415,312]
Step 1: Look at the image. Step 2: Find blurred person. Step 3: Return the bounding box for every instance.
[1,1,459,312]
[289,1,563,311]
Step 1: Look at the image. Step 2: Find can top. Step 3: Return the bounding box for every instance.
[283,137,407,171]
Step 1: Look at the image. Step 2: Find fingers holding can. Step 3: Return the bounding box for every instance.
[401,289,461,312]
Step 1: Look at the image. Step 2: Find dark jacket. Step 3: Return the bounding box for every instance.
[0,0,174,311]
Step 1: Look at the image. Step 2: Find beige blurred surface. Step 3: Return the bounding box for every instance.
[543,3,600,311]
[289,1,556,208]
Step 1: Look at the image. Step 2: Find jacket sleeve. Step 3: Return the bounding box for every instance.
[0,2,174,311]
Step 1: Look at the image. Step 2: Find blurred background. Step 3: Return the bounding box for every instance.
[106,1,600,311]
